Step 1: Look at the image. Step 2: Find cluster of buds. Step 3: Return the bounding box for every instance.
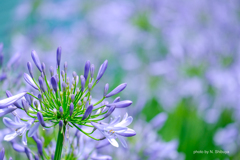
[0,47,136,159]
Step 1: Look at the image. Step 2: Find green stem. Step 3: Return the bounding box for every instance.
[54,122,66,160]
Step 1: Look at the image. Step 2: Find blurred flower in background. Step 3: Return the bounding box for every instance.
[0,0,240,159]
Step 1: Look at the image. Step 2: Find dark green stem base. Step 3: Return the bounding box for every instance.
[54,122,66,160]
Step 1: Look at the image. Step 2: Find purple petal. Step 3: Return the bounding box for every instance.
[3,117,24,129]
[90,64,95,79]
[22,132,27,145]
[24,73,38,90]
[0,148,5,160]
[38,76,46,92]
[31,50,42,72]
[0,92,26,108]
[106,100,132,108]
[91,155,112,160]
[4,132,18,141]
[27,62,33,78]
[28,122,40,137]
[105,83,127,98]
[116,135,128,148]
[5,91,22,109]
[0,107,17,117]
[12,143,25,152]
[117,128,136,137]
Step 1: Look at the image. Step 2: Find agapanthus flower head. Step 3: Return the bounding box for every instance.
[0,47,135,158]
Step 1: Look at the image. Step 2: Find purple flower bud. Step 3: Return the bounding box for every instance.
[0,148,5,160]
[106,100,132,108]
[113,97,120,103]
[51,76,58,92]
[64,62,67,73]
[36,139,43,157]
[62,82,67,92]
[72,71,77,78]
[24,94,32,105]
[31,50,42,72]
[5,90,21,109]
[0,54,3,68]
[49,66,54,77]
[0,92,27,108]
[56,47,61,68]
[37,112,46,127]
[24,147,31,160]
[96,60,108,82]
[35,155,39,160]
[0,73,7,82]
[84,60,90,80]
[27,62,33,78]
[9,157,12,160]
[59,106,63,117]
[22,99,29,112]
[12,143,25,152]
[70,94,75,102]
[80,75,85,92]
[38,94,42,101]
[104,105,116,118]
[82,104,93,120]
[41,63,45,75]
[104,83,109,97]
[38,76,46,92]
[70,102,74,117]
[90,64,95,79]
[24,73,38,90]
[61,70,65,78]
[59,120,63,130]
[105,83,127,98]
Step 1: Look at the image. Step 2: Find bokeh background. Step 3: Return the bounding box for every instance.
[1,0,240,159]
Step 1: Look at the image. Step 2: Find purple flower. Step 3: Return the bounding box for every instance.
[104,105,116,118]
[91,113,135,148]
[31,50,42,72]
[5,91,21,109]
[82,104,93,120]
[96,60,108,82]
[11,142,25,152]
[51,76,58,92]
[113,97,120,103]
[37,112,46,127]
[56,47,62,68]
[90,64,95,79]
[80,75,85,92]
[70,102,74,117]
[84,60,91,80]
[106,100,132,108]
[24,73,38,90]
[3,117,34,145]
[105,83,127,98]
[27,62,33,78]
[0,148,5,160]
[0,106,17,117]
[38,76,46,92]
[0,92,27,109]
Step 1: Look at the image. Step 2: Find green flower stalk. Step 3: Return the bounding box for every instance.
[0,47,135,160]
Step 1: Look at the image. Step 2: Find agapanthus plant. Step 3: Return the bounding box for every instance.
[0,47,136,160]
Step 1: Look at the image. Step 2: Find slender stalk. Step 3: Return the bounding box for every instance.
[54,122,66,160]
